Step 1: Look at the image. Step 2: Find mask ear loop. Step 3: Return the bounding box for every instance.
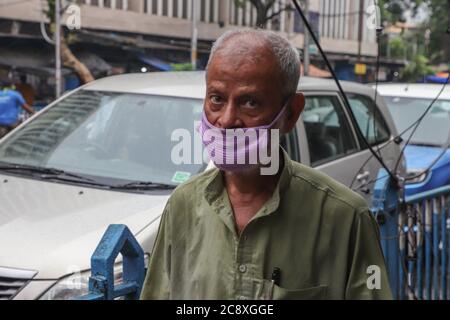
[267,95,294,129]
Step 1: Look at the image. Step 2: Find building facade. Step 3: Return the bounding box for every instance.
[0,0,378,56]
[0,0,381,102]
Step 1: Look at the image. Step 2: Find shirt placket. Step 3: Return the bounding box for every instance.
[234,229,255,300]
[205,168,287,300]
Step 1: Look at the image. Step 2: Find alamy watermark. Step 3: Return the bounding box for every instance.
[367,265,381,290]
[65,4,81,30]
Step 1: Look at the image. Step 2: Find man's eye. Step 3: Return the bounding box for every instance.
[244,100,259,108]
[210,95,222,104]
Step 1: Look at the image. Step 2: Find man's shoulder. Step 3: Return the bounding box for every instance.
[5,90,24,102]
[289,161,368,212]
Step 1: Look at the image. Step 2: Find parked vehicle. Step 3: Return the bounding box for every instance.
[0,72,404,299]
[375,83,450,195]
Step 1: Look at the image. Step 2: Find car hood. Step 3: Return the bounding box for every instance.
[404,145,448,171]
[0,174,170,279]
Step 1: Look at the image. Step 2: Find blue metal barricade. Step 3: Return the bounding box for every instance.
[75,224,145,300]
[372,169,450,300]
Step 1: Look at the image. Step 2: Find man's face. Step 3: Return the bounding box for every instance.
[204,42,286,130]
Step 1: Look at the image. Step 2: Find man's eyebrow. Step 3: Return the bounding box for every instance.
[235,88,265,99]
[206,82,226,92]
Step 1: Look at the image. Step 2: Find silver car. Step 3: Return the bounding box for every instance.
[0,72,404,299]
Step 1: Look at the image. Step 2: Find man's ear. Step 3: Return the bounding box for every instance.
[282,92,305,134]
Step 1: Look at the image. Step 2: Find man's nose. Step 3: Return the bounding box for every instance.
[216,103,242,129]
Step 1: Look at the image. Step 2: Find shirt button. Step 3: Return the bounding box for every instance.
[238,264,247,273]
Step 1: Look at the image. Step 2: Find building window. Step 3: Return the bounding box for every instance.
[210,0,215,23]
[162,0,168,16]
[173,0,178,17]
[327,0,332,38]
[182,0,188,18]
[200,0,206,22]
[332,0,337,38]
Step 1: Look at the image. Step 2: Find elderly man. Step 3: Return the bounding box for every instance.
[140,29,392,300]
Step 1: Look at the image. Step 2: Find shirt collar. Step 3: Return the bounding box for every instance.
[204,147,294,221]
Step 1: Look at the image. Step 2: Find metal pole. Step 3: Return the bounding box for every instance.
[357,0,364,82]
[191,0,199,70]
[55,0,61,98]
[302,0,309,76]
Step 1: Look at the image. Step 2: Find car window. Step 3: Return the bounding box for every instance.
[382,96,450,146]
[347,94,390,146]
[303,95,358,166]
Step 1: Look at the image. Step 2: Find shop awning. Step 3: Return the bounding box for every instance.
[0,45,112,77]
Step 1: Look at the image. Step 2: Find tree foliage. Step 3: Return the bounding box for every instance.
[401,54,434,81]
[379,0,449,63]
[234,0,293,28]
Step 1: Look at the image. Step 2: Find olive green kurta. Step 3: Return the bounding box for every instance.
[140,150,392,300]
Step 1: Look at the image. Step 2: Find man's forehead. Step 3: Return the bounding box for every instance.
[207,79,262,95]
[207,53,281,85]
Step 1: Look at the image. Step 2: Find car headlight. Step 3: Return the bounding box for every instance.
[405,169,428,184]
[39,254,149,300]
[39,264,122,300]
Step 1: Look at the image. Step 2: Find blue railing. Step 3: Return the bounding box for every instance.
[372,169,450,300]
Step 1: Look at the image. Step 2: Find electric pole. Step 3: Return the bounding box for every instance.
[191,0,199,70]
[55,0,61,98]
[303,0,309,76]
[357,0,364,82]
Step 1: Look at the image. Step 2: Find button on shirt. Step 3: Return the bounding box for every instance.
[140,149,392,300]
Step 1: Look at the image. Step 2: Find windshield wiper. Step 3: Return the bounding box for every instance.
[410,142,439,148]
[0,164,175,190]
[0,163,108,186]
[111,181,175,191]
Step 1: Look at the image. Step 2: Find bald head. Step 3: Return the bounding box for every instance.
[206,29,301,99]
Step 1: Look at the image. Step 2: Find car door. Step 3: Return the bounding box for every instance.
[295,91,376,202]
[345,92,404,194]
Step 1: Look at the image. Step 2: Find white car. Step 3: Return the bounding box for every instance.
[374,83,450,195]
[0,72,404,299]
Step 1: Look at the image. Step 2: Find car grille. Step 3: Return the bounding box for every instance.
[0,267,37,300]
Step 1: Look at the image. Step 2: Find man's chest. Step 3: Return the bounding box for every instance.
[171,206,348,299]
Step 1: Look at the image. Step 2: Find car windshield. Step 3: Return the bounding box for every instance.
[382,96,450,146]
[0,90,205,186]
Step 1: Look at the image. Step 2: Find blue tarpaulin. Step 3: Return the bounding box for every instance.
[425,75,450,84]
[137,54,173,71]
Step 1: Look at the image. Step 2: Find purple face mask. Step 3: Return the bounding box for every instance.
[199,104,288,172]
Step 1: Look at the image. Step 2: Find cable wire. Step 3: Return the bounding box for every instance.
[291,0,398,184]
